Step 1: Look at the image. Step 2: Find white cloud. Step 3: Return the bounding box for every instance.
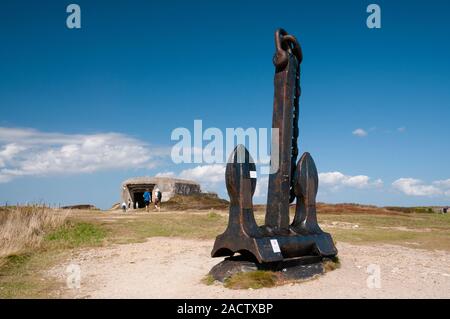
[164,164,270,198]
[397,127,406,133]
[433,179,450,189]
[155,171,176,178]
[392,178,445,197]
[319,171,383,190]
[158,164,226,193]
[0,127,168,183]
[0,143,26,168]
[352,128,368,137]
[179,164,225,184]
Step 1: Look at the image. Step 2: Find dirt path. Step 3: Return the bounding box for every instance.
[49,238,450,299]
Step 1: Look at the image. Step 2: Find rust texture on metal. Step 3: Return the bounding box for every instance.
[211,29,337,263]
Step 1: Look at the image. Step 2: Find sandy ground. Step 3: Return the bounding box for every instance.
[49,238,450,299]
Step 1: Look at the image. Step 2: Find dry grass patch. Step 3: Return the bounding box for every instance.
[163,194,229,210]
[323,257,341,272]
[201,274,216,286]
[0,206,109,298]
[0,206,67,266]
[224,271,280,289]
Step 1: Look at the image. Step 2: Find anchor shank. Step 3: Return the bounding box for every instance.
[265,54,298,232]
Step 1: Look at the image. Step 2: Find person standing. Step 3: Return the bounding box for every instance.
[143,189,151,212]
[154,187,162,211]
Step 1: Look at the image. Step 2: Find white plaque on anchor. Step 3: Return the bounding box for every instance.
[270,239,281,253]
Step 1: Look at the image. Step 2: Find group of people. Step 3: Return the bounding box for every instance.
[143,188,162,212]
[121,188,162,212]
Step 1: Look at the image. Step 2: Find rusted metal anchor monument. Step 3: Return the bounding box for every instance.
[211,29,337,264]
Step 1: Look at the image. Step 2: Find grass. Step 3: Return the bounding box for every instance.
[0,250,68,298]
[201,274,216,286]
[1,199,449,297]
[316,203,440,215]
[45,222,106,248]
[84,212,229,245]
[323,257,341,272]
[63,204,450,251]
[0,207,107,298]
[207,211,222,220]
[73,208,449,251]
[318,211,450,229]
[0,206,67,267]
[213,256,341,289]
[384,206,437,214]
[0,220,107,299]
[317,213,450,250]
[224,271,279,289]
[162,194,229,210]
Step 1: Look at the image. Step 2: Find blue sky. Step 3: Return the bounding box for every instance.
[0,0,449,209]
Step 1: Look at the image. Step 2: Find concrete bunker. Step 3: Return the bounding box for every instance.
[121,177,201,209]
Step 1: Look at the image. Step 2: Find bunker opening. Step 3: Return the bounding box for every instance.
[123,184,156,209]
[131,190,152,209]
[120,177,201,210]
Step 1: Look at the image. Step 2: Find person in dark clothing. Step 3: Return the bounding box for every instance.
[154,188,162,210]
[444,207,448,214]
